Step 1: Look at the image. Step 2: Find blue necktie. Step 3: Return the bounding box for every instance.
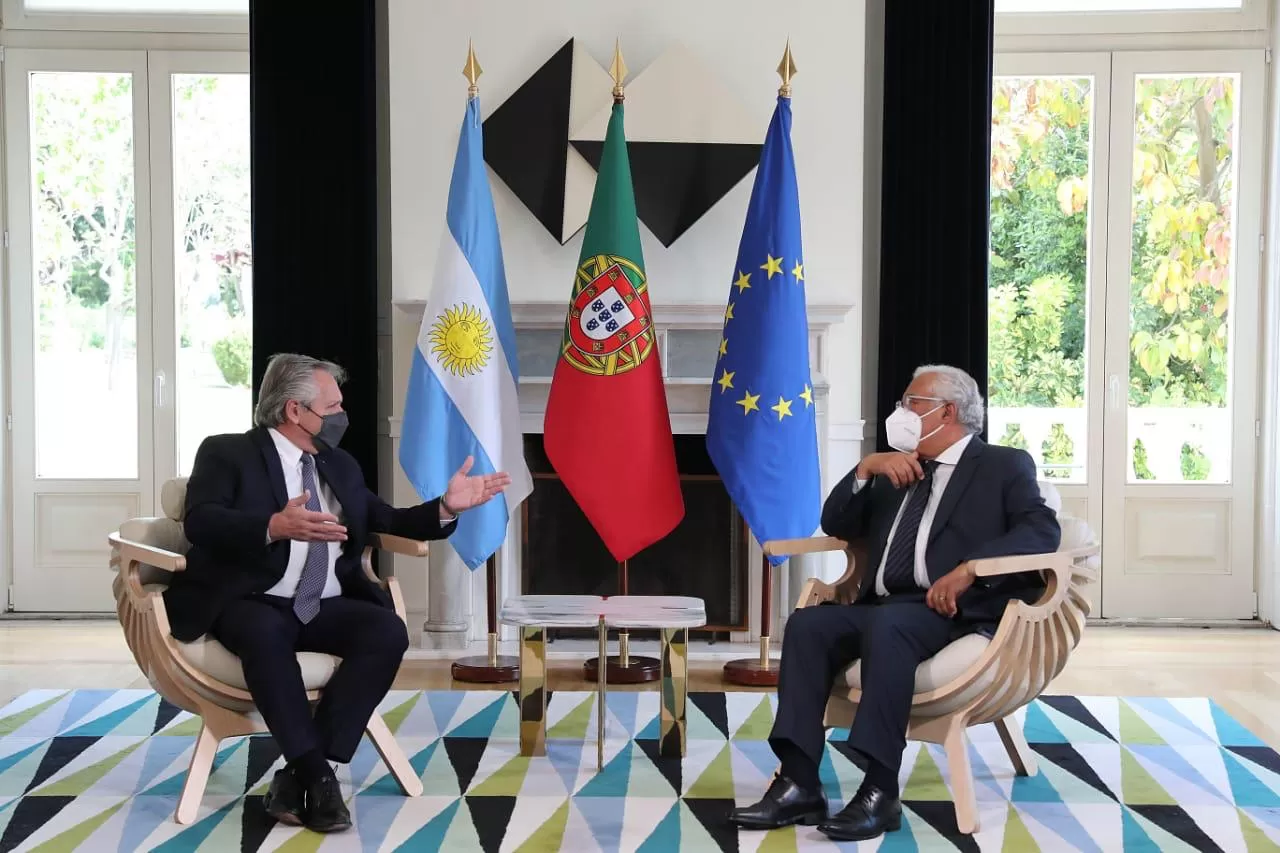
[292,454,329,623]
[881,460,939,594]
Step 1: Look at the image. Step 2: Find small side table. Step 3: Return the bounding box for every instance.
[498,595,706,770]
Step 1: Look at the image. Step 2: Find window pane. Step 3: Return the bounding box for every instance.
[988,76,1093,483]
[172,73,252,477]
[1126,75,1238,484]
[31,72,138,480]
[997,0,1240,10]
[24,0,245,12]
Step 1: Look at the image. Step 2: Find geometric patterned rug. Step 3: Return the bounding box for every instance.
[0,690,1277,852]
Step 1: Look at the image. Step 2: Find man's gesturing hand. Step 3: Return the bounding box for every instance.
[268,491,347,543]
[441,456,512,515]
[857,451,924,489]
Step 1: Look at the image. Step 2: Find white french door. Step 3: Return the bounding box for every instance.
[992,49,1263,619]
[4,49,251,611]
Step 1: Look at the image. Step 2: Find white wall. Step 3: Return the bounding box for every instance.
[382,0,868,634]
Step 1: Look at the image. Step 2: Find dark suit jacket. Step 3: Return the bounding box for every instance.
[164,427,457,642]
[820,436,1061,631]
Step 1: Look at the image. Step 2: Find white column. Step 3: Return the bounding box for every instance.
[420,543,471,650]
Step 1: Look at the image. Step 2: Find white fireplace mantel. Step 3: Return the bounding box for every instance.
[388,299,854,650]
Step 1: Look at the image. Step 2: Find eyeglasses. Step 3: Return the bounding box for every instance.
[897,395,949,410]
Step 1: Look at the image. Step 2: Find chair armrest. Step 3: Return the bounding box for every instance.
[369,532,429,558]
[966,551,1067,578]
[763,536,848,557]
[108,532,186,573]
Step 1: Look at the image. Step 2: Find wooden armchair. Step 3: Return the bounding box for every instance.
[107,477,427,824]
[767,482,1099,835]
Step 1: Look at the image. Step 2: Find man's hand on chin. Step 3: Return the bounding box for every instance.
[925,563,977,618]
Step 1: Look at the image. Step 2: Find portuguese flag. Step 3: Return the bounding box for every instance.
[543,101,685,561]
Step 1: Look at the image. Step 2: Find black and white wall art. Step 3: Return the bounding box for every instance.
[483,39,763,247]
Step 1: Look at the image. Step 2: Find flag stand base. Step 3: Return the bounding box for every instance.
[723,636,779,687]
[450,556,518,683]
[583,560,661,683]
[723,553,780,687]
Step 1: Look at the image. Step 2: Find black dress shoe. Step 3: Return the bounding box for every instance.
[818,782,902,841]
[262,769,304,826]
[727,774,828,830]
[303,773,352,833]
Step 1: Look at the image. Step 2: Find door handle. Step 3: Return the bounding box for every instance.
[154,371,166,408]
[1108,374,1120,410]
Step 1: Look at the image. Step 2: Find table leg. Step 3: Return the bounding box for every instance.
[659,627,689,757]
[518,625,547,757]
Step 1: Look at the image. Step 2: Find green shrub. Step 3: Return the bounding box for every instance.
[212,330,251,387]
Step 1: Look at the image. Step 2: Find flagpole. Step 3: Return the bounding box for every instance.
[442,41,519,685]
[723,41,799,689]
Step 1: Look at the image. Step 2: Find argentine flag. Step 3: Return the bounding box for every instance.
[399,95,532,569]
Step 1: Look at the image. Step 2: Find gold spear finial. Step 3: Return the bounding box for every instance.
[463,39,482,97]
[777,39,797,98]
[610,38,628,103]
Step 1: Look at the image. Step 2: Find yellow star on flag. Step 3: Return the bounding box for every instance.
[761,254,783,279]
[724,302,735,322]
[718,337,728,357]
[800,384,814,407]
[736,390,760,415]
[717,369,735,393]
[792,261,804,282]
[772,396,794,420]
[733,271,752,293]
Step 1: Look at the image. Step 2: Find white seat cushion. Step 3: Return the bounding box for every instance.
[841,633,990,692]
[174,635,339,692]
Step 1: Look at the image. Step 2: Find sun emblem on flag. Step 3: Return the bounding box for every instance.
[560,254,656,377]
[428,303,493,377]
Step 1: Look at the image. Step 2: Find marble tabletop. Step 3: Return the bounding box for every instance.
[498,595,707,629]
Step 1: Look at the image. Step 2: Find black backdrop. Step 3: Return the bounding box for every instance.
[249,1,381,486]
[875,0,995,450]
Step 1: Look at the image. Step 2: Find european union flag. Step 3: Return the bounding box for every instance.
[706,95,821,563]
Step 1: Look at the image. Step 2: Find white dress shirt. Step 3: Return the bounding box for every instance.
[850,433,973,596]
[263,428,344,600]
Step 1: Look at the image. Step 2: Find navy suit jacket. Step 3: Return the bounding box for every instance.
[820,437,1061,630]
[163,427,457,642]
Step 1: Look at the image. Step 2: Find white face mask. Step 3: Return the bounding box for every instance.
[885,401,945,453]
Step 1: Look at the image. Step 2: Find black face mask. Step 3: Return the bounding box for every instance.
[305,407,349,450]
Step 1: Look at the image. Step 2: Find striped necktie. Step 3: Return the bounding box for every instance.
[881,460,940,594]
[292,454,329,623]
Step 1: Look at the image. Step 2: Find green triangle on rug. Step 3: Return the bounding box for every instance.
[902,745,950,801]
[382,693,422,735]
[1121,747,1177,805]
[1003,803,1039,852]
[0,693,66,737]
[33,739,145,796]
[683,743,734,800]
[468,754,530,798]
[1238,806,1280,851]
[732,695,774,741]
[156,714,203,737]
[1118,701,1167,746]
[756,823,799,852]
[512,799,570,853]
[547,694,594,741]
[24,798,125,853]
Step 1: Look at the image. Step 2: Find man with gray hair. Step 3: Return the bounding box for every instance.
[730,364,1060,842]
[165,353,510,833]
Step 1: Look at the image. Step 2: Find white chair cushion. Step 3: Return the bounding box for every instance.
[161,478,188,522]
[1036,480,1062,514]
[841,632,990,693]
[174,635,339,692]
[119,517,189,555]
